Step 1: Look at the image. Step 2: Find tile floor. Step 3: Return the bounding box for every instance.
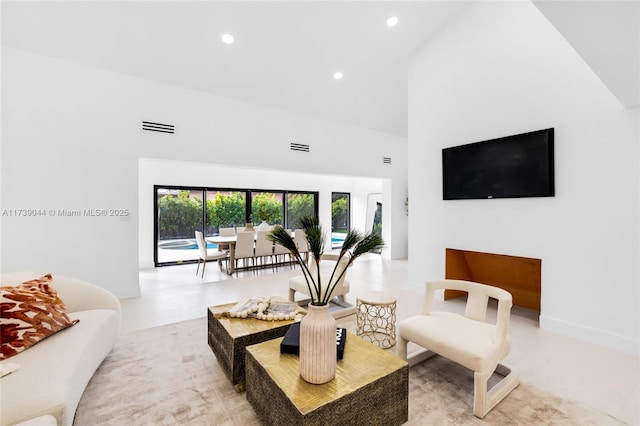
[123,255,639,425]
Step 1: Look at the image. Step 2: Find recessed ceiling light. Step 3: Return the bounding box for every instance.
[221,34,234,44]
[386,16,399,27]
[333,72,344,80]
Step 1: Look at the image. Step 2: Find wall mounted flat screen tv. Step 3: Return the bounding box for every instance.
[442,128,554,200]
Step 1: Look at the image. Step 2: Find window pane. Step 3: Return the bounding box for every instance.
[287,193,315,229]
[251,192,283,226]
[156,188,204,264]
[206,191,247,237]
[331,193,350,248]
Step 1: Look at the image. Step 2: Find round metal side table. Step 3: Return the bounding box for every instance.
[356,290,397,348]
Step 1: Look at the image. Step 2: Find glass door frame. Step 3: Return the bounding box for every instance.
[154,185,319,267]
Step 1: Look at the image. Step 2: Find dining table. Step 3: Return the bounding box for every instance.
[207,235,240,275]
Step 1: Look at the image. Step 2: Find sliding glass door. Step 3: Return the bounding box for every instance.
[287,192,316,230]
[251,191,284,226]
[206,191,246,237]
[156,187,204,264]
[154,186,318,266]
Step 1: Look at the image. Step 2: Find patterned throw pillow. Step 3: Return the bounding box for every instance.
[1,274,79,360]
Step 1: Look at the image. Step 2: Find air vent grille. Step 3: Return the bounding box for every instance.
[290,142,310,153]
[142,121,175,134]
[383,157,392,164]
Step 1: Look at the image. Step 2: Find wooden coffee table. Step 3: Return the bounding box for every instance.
[207,303,303,392]
[245,331,409,425]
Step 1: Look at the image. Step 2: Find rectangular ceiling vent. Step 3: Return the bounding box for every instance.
[383,157,392,164]
[290,142,310,153]
[142,121,175,134]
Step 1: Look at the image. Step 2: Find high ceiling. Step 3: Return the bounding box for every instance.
[533,0,639,110]
[2,1,638,137]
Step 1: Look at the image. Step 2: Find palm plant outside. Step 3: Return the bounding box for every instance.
[268,216,384,306]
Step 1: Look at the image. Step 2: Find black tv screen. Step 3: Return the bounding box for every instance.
[442,128,554,200]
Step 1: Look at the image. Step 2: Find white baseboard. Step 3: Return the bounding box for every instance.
[540,314,639,357]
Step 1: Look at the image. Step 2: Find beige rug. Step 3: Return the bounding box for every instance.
[75,318,624,425]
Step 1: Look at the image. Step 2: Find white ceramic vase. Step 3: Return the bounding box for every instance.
[299,303,336,384]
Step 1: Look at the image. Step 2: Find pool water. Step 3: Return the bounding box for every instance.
[158,240,218,250]
[331,234,346,245]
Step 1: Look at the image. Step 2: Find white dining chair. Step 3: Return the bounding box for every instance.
[293,229,309,264]
[254,231,275,270]
[194,230,229,278]
[273,229,293,269]
[219,227,236,236]
[217,227,236,251]
[234,231,256,275]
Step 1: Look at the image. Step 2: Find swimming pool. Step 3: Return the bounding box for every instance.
[158,240,218,250]
[331,234,346,245]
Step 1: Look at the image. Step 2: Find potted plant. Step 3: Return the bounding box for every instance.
[268,216,384,383]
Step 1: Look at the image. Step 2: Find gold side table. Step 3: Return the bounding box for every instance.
[356,290,397,348]
[245,332,408,425]
[207,303,303,391]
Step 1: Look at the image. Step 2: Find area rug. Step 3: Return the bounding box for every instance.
[75,318,624,425]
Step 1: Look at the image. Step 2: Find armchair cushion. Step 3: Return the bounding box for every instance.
[288,253,351,303]
[289,275,350,301]
[398,311,508,372]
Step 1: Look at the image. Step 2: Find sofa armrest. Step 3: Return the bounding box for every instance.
[51,275,121,316]
[0,271,121,316]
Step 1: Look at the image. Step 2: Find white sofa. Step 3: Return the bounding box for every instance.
[0,272,121,426]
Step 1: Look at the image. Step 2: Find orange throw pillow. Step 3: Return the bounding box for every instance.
[1,274,79,360]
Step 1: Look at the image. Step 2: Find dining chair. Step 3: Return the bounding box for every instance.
[194,230,229,278]
[217,227,236,251]
[273,229,293,269]
[220,227,236,236]
[254,231,275,270]
[234,231,256,275]
[293,229,309,264]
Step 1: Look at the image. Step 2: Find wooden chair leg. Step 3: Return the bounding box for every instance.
[196,258,201,276]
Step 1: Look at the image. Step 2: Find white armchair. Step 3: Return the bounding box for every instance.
[288,253,350,305]
[398,279,519,419]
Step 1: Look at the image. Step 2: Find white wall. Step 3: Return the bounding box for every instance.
[1,47,408,299]
[138,158,382,269]
[408,2,639,355]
